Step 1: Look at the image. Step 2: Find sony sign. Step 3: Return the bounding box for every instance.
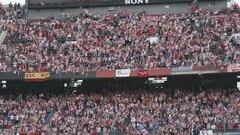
[125,0,149,5]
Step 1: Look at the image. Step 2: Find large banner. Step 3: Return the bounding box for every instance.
[227,64,240,72]
[24,72,50,81]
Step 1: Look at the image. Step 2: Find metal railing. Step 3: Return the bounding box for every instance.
[213,129,240,135]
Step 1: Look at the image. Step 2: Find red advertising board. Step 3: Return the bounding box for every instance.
[227,64,240,72]
[131,68,171,78]
[96,70,115,78]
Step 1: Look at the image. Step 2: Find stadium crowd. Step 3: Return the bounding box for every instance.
[0,4,239,73]
[0,89,239,135]
[0,2,240,135]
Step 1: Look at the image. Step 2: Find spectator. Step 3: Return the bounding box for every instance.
[0,89,239,134]
[1,8,239,73]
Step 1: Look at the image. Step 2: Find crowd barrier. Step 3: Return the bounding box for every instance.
[0,64,238,81]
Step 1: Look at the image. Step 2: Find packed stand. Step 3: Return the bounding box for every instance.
[0,2,24,20]
[0,2,24,50]
[0,7,240,73]
[0,89,239,135]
